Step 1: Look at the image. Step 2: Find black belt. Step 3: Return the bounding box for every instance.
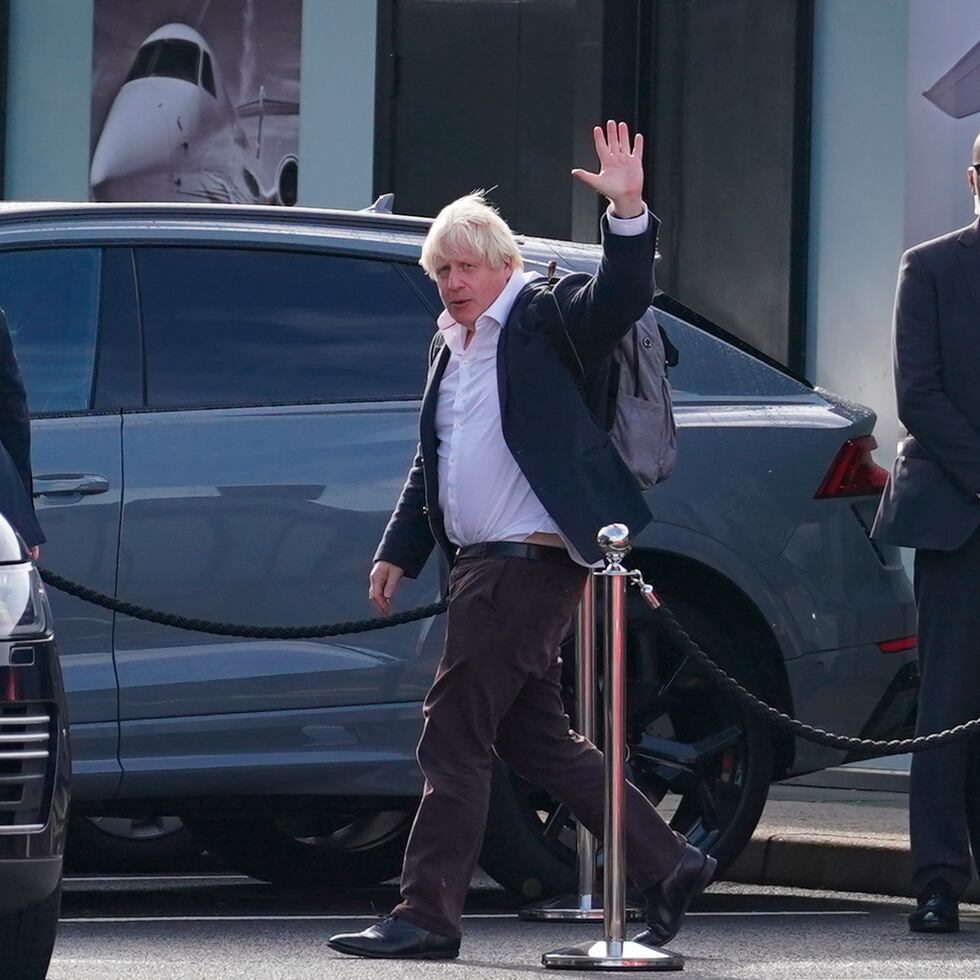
[456,541,576,567]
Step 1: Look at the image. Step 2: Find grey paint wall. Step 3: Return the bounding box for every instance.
[807,0,908,470]
[297,0,376,209]
[3,0,377,208]
[5,0,94,200]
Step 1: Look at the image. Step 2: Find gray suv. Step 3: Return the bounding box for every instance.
[0,201,915,897]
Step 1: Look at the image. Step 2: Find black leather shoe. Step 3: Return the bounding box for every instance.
[328,914,461,959]
[633,843,717,947]
[909,880,959,934]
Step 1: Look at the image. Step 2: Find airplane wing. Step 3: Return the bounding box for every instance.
[237,99,300,118]
[923,40,980,119]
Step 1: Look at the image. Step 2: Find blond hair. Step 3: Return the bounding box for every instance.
[420,191,523,278]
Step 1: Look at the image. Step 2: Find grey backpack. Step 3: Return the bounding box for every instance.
[541,272,677,490]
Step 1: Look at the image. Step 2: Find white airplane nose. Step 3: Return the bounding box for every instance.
[90,81,200,193]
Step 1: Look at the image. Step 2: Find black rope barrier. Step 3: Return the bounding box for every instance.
[652,603,955,756]
[37,568,446,639]
[36,566,965,755]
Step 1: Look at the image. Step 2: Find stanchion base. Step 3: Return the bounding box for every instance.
[519,894,644,921]
[543,939,683,971]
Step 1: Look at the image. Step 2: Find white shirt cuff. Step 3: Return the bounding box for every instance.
[605,204,649,236]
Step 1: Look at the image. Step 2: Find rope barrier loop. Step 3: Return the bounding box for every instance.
[36,564,961,755]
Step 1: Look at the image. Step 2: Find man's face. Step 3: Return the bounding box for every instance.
[433,248,512,330]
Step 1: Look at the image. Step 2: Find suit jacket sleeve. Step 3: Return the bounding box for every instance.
[0,310,34,499]
[553,212,659,371]
[894,248,980,496]
[373,444,436,579]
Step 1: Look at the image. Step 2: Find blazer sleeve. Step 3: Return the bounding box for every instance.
[0,309,34,499]
[552,211,659,371]
[894,248,980,496]
[373,444,436,579]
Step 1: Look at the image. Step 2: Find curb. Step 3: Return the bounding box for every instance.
[725,832,980,902]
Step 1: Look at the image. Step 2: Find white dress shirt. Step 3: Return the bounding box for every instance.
[434,206,649,558]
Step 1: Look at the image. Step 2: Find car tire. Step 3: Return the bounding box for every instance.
[66,814,206,873]
[0,885,60,980]
[184,809,414,891]
[480,592,773,900]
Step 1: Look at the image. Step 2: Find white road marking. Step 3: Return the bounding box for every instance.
[60,910,870,924]
[64,874,248,884]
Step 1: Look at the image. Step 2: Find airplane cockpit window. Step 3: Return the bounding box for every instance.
[201,52,216,97]
[125,39,201,86]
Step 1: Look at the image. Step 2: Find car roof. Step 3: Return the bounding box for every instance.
[0,200,436,235]
[0,200,594,268]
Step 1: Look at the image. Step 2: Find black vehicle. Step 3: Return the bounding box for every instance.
[0,514,69,980]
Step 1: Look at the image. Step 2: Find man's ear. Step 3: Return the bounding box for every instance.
[969,167,978,195]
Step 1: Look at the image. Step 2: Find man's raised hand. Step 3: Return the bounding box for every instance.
[571,120,645,219]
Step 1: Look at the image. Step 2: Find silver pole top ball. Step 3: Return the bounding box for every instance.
[597,523,631,557]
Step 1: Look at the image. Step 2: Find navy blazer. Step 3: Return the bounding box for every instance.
[375,214,658,576]
[872,219,980,551]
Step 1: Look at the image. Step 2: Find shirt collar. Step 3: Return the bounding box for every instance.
[436,269,540,355]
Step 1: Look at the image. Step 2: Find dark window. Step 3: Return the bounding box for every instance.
[201,52,216,97]
[137,248,436,408]
[0,249,101,413]
[401,264,442,314]
[126,39,200,85]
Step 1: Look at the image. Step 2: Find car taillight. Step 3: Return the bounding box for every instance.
[815,435,889,498]
[878,635,918,654]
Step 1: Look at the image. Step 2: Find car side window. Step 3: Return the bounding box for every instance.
[0,247,102,414]
[136,248,435,409]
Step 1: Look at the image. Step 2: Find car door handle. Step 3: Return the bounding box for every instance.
[33,474,110,497]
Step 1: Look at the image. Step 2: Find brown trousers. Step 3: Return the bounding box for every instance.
[393,554,684,938]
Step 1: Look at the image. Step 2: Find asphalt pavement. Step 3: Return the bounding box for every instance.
[52,871,980,980]
[50,770,970,979]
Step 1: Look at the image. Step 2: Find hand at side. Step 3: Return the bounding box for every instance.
[369,560,404,617]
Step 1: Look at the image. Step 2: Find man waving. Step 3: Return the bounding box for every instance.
[329,122,714,961]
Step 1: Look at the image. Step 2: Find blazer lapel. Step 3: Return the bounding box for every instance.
[419,343,451,549]
[420,342,450,456]
[956,219,980,317]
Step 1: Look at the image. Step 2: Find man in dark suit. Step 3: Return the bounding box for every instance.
[0,309,43,558]
[328,122,715,961]
[872,133,980,933]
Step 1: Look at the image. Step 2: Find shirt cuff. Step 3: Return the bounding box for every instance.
[605,204,649,236]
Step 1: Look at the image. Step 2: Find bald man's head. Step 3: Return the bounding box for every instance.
[968,135,980,209]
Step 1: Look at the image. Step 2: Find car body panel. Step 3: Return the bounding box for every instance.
[114,403,443,725]
[31,416,122,793]
[117,701,425,798]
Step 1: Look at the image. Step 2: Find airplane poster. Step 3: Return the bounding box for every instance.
[90,0,302,206]
[906,0,980,246]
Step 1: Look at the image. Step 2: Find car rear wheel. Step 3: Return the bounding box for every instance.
[480,593,773,899]
[0,885,60,980]
[66,814,206,873]
[184,809,413,890]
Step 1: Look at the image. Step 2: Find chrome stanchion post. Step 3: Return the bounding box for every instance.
[576,574,598,912]
[522,577,607,920]
[543,524,683,971]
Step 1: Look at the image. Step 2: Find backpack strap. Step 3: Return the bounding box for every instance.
[659,323,679,369]
[428,330,446,367]
[536,260,586,387]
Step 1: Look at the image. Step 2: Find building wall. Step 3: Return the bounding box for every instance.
[807,0,908,470]
[297,0,376,209]
[5,0,94,200]
[3,0,377,208]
